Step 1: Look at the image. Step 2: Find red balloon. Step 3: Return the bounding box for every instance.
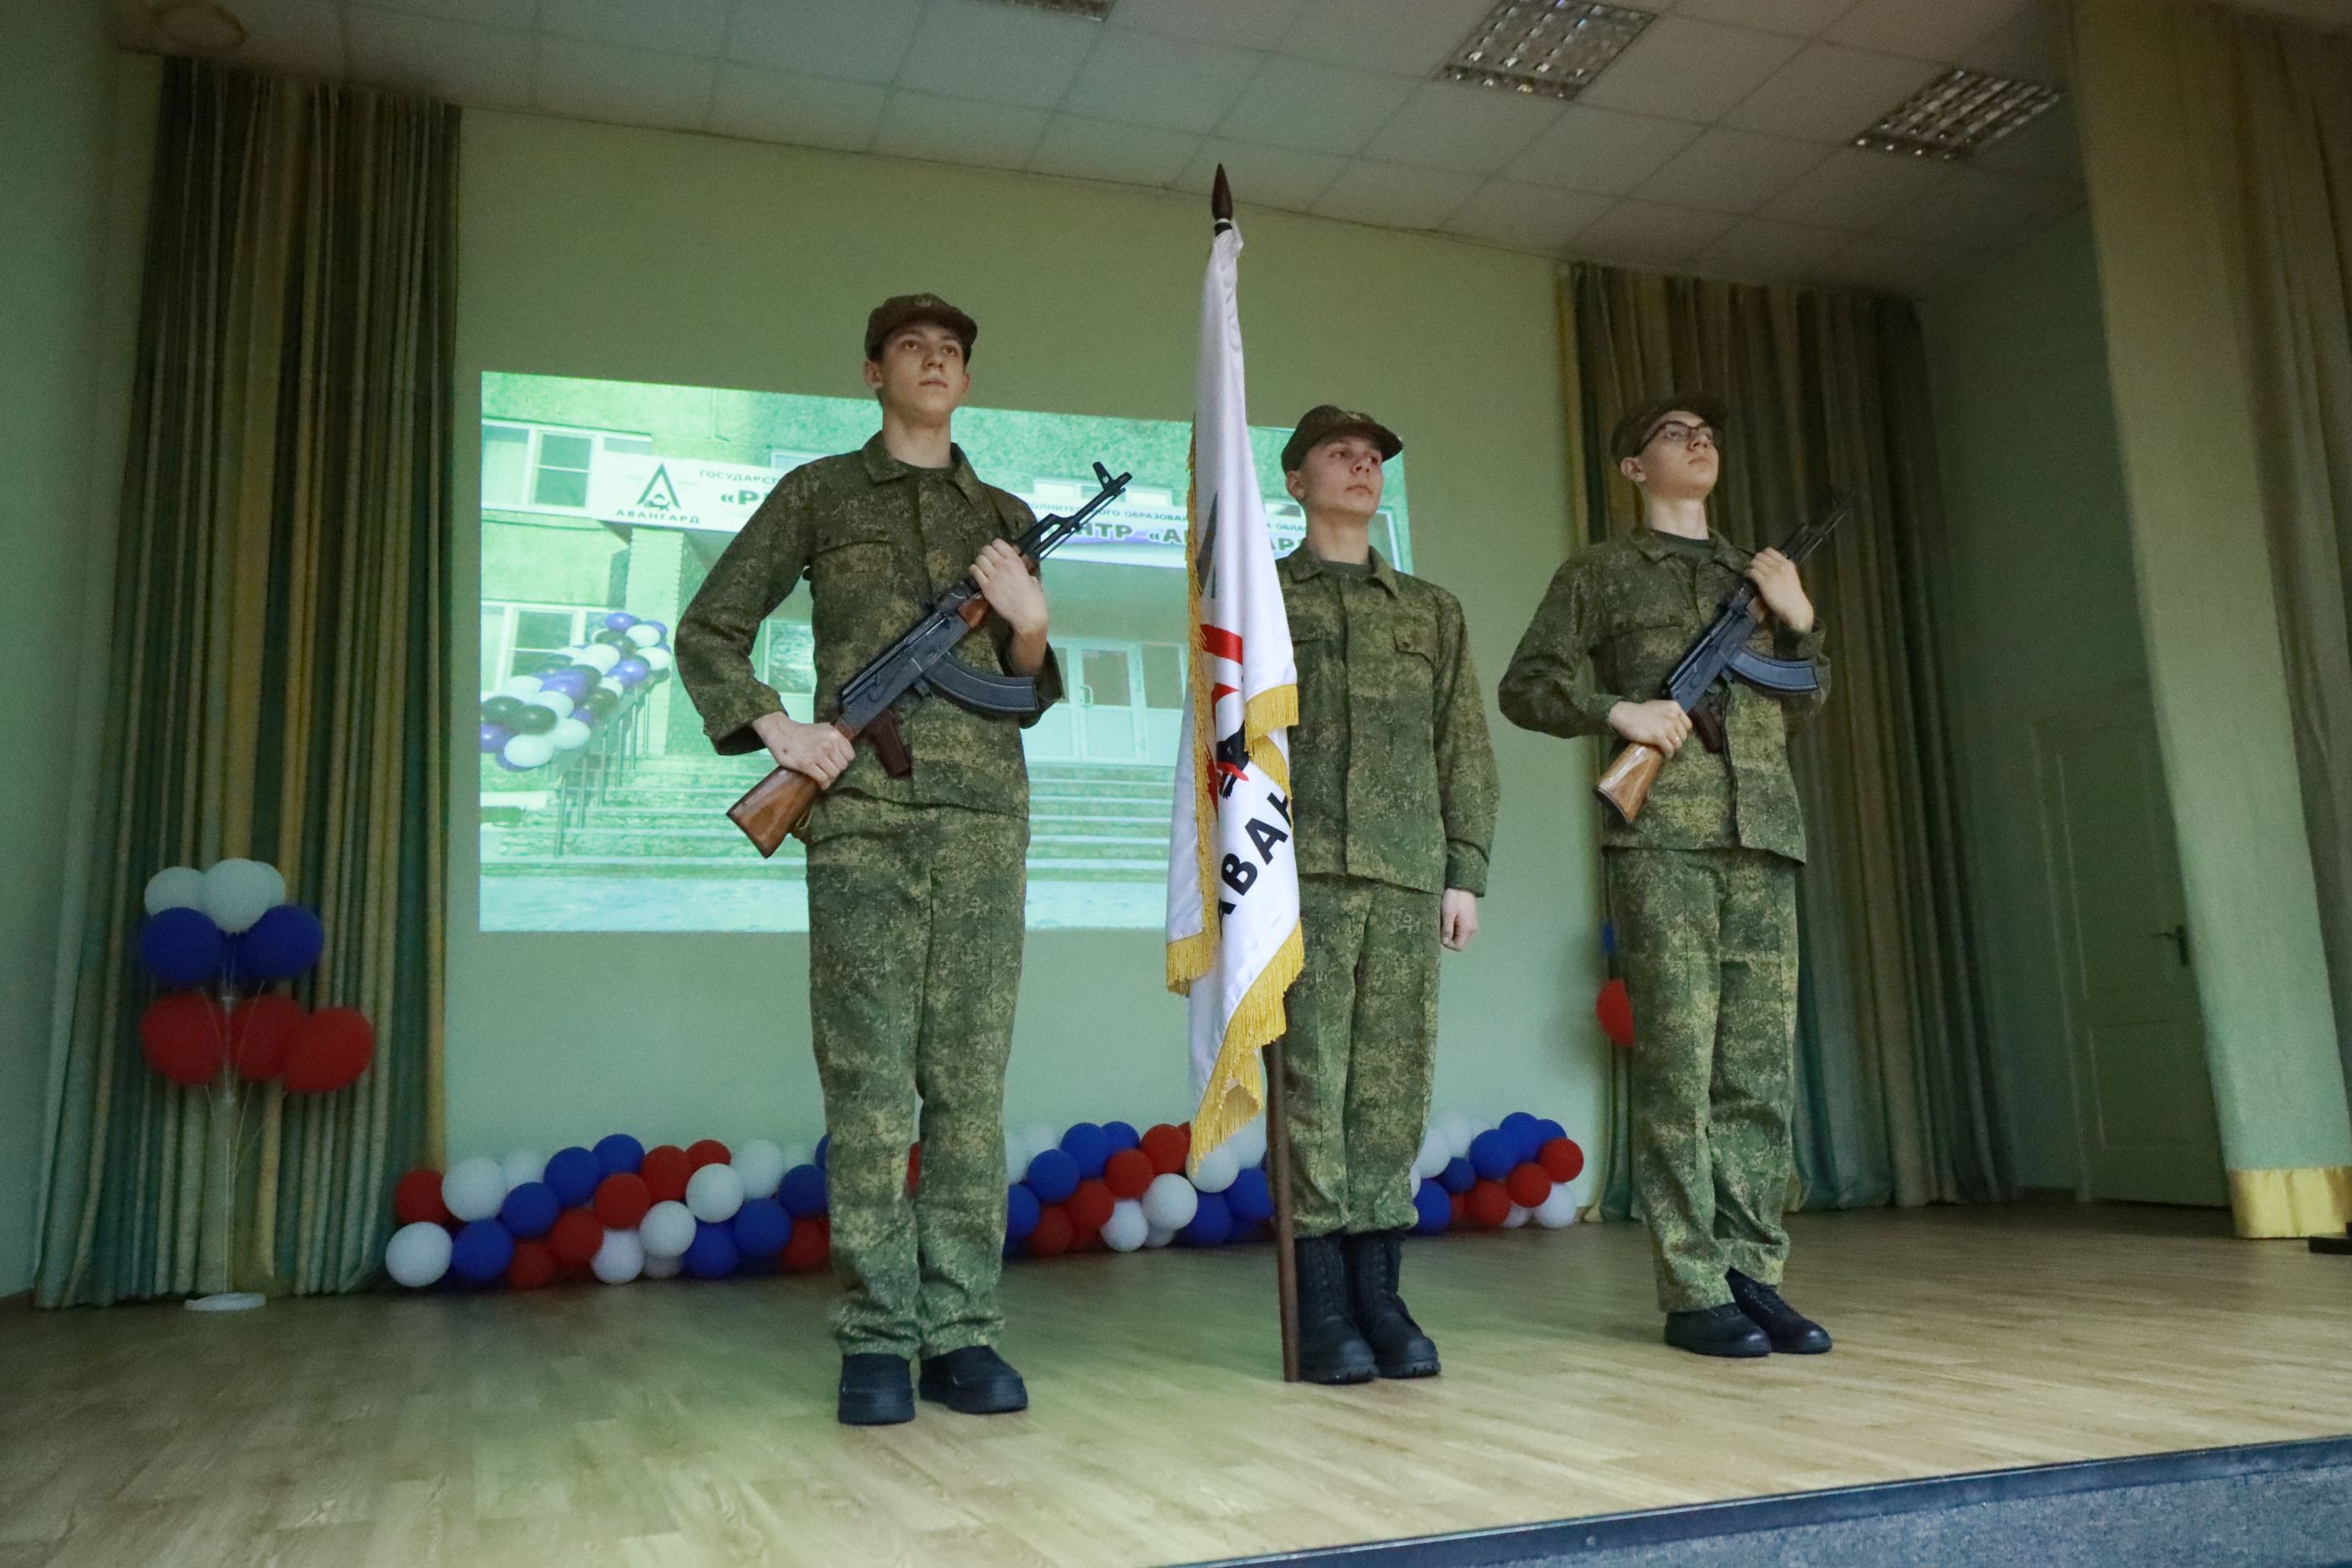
[594,1173,651,1230]
[906,1142,922,1195]
[547,1207,603,1266]
[282,1007,374,1093]
[1505,1162,1554,1210]
[140,993,226,1086]
[1597,977,1636,1048]
[687,1139,732,1171]
[226,994,304,1081]
[1102,1147,1154,1200]
[393,1168,450,1227]
[1140,1123,1190,1176]
[1538,1136,1586,1184]
[1066,1179,1115,1233]
[1467,1179,1512,1228]
[641,1145,691,1202]
[1028,1204,1075,1258]
[782,1217,830,1272]
[1448,1190,1468,1225]
[509,1239,558,1290]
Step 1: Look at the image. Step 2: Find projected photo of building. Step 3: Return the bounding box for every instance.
[476,373,1412,934]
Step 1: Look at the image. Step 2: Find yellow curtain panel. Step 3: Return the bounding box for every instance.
[36,60,455,1305]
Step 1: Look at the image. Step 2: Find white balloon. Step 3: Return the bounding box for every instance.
[1140,1172,1198,1232]
[1533,1185,1582,1228]
[626,623,663,648]
[502,675,543,698]
[442,1157,506,1222]
[640,1200,695,1259]
[1228,1118,1268,1168]
[385,1221,453,1288]
[599,678,629,697]
[642,1251,682,1280]
[733,1140,787,1201]
[1102,1199,1149,1252]
[582,645,623,672]
[1016,1122,1059,1167]
[642,646,674,672]
[1503,1203,1532,1229]
[1143,1223,1177,1249]
[1439,1112,1480,1162]
[1412,1127,1451,1182]
[686,1162,744,1223]
[1004,1131,1030,1181]
[531,690,574,721]
[499,1150,545,1192]
[592,1228,645,1284]
[548,717,592,751]
[143,866,205,916]
[502,732,555,770]
[199,858,285,934]
[1190,1143,1240,1194]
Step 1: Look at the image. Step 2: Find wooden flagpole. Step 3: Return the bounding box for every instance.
[1211,164,1302,1385]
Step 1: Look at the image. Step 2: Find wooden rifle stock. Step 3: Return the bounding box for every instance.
[1595,740,1664,825]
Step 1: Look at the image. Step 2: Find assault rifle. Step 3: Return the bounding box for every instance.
[727,461,1133,857]
[1594,493,1847,825]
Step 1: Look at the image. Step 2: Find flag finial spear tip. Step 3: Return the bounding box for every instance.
[1211,165,1233,228]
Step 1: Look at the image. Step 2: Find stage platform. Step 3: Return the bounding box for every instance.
[4,1205,2349,1567]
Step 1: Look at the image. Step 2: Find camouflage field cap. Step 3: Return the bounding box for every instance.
[1281,405,1402,473]
[863,293,978,362]
[1609,391,1729,462]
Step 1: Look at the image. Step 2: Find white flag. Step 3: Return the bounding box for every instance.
[1167,216,1303,1168]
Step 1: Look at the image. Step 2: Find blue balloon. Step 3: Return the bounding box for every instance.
[1468,1129,1517,1182]
[1534,1118,1567,1148]
[1026,1147,1080,1204]
[1059,1122,1111,1179]
[1600,919,1617,956]
[1179,1190,1233,1247]
[498,1181,559,1239]
[779,1162,828,1218]
[683,1220,741,1279]
[732,1198,792,1257]
[1439,1157,1477,1195]
[1413,1180,1452,1234]
[139,907,225,988]
[235,904,324,983]
[593,1134,645,1176]
[1225,1167,1274,1226]
[1502,1112,1544,1164]
[451,1220,515,1283]
[543,1146,600,1207]
[815,1133,830,1169]
[1005,1182,1041,1242]
[1102,1120,1141,1154]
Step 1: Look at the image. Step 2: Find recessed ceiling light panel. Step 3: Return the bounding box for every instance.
[1439,1,1655,101]
[1855,68,2063,161]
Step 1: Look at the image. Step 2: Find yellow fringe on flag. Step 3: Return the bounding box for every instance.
[1188,921,1303,1170]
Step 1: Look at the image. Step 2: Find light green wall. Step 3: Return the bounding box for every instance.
[1920,211,2154,1190]
[0,0,117,1296]
[449,114,1604,1184]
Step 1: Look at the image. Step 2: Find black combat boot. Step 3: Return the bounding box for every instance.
[1728,1269,1832,1353]
[1663,1303,1771,1358]
[837,1353,915,1425]
[1293,1233,1377,1385]
[1343,1230,1440,1379]
[918,1345,1030,1414]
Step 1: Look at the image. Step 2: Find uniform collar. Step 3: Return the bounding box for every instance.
[859,431,988,509]
[1631,524,1746,570]
[1281,543,1401,596]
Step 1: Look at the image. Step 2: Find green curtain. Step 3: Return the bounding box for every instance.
[35,60,455,1306]
[1563,264,2007,1216]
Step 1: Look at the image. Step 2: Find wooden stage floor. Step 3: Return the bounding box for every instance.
[5,1205,2349,1567]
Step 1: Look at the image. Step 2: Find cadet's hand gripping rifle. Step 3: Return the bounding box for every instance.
[726,462,1133,857]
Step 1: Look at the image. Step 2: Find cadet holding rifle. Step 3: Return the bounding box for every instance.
[1498,394,1836,1360]
[676,294,1060,1425]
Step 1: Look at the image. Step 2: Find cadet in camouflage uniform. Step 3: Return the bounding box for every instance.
[676,295,1062,1424]
[1498,393,1834,1359]
[1274,406,1499,1385]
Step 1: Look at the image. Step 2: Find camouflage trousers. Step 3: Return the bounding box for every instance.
[1608,847,1799,1313]
[1281,874,1441,1238]
[804,798,1026,1358]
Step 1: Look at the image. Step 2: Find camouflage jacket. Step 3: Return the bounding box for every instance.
[1278,547,1499,896]
[675,433,1064,823]
[1497,526,1827,861]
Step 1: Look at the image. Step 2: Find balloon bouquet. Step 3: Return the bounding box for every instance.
[479,615,673,775]
[137,858,378,1312]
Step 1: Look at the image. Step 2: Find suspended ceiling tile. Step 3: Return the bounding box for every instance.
[362,0,536,28]
[1876,163,2083,246]
[1105,0,1312,52]
[1635,127,1832,215]
[1274,0,1502,77]
[1027,115,1203,187]
[1312,160,1487,231]
[1501,102,1704,196]
[347,6,533,108]
[1722,42,1946,144]
[1973,98,2081,177]
[1576,14,1805,124]
[707,63,888,151]
[1671,0,1855,36]
[724,0,923,86]
[1362,79,1565,176]
[1442,180,1614,253]
[1956,1,2068,81]
[1687,215,1854,281]
[534,35,716,129]
[896,0,1104,112]
[1571,199,1739,268]
[539,0,730,58]
[1216,54,1419,158]
[1174,139,1348,212]
[1823,0,2031,63]
[1814,232,1964,294]
[872,88,1050,170]
[1757,144,1953,230]
[1058,27,1262,133]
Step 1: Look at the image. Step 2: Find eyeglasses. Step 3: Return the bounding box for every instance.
[1646,421,1718,450]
